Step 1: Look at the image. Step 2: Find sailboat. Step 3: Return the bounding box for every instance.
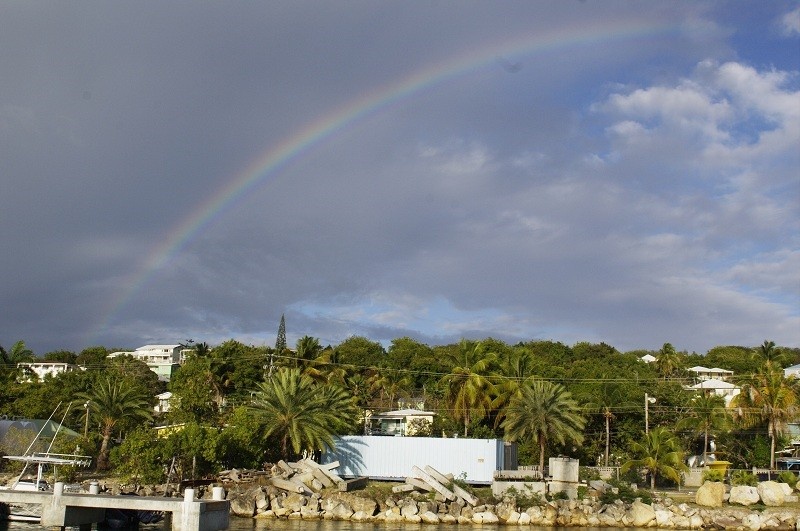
[0,404,92,521]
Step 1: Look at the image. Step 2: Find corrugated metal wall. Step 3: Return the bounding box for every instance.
[322,436,505,484]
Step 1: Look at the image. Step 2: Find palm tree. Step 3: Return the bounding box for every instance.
[655,342,683,379]
[295,335,322,369]
[584,378,633,467]
[677,392,730,466]
[368,369,412,409]
[491,346,537,429]
[622,427,687,489]
[501,380,586,473]
[439,340,497,437]
[752,340,787,369]
[250,368,357,460]
[0,340,36,381]
[732,365,798,469]
[77,377,153,470]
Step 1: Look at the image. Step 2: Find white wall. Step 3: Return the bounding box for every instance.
[322,435,505,484]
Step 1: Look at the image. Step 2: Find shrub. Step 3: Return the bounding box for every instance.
[599,480,652,505]
[702,469,726,483]
[777,471,797,488]
[503,485,545,509]
[730,470,758,487]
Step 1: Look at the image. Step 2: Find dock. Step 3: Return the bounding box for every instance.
[0,482,229,531]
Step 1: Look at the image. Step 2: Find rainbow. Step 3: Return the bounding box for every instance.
[86,18,677,344]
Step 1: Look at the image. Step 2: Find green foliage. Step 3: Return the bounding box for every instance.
[439,339,497,437]
[250,368,358,459]
[502,380,585,471]
[111,428,166,483]
[730,470,759,486]
[702,469,726,482]
[599,480,652,504]
[777,471,797,487]
[334,336,385,374]
[217,406,269,468]
[502,485,544,509]
[622,427,687,490]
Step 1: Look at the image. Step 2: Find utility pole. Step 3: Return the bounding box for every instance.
[645,393,656,435]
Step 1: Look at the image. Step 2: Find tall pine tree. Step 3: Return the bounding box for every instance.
[269,314,287,378]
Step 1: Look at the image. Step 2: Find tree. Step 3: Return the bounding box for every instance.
[491,346,537,429]
[501,380,586,473]
[0,340,36,382]
[368,369,412,409]
[295,335,323,371]
[78,377,154,470]
[622,427,687,489]
[275,314,287,353]
[655,342,683,379]
[249,368,357,460]
[335,336,385,374]
[732,366,798,469]
[43,350,77,364]
[439,340,497,437]
[753,340,788,369]
[677,392,730,466]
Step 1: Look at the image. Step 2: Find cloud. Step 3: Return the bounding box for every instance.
[780,6,800,36]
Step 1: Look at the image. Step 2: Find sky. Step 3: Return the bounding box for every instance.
[1,1,798,356]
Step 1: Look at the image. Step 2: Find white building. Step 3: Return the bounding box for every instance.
[784,364,800,379]
[687,366,734,382]
[154,391,173,414]
[364,408,436,436]
[108,344,185,381]
[686,378,741,406]
[16,362,79,382]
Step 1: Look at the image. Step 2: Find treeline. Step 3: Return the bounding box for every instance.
[1,337,798,487]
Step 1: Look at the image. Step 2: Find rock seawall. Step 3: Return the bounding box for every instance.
[224,483,800,529]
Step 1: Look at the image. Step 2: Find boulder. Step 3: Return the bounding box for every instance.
[695,481,725,507]
[420,510,440,524]
[729,485,761,506]
[282,492,307,512]
[628,500,656,527]
[742,512,762,531]
[328,502,353,520]
[758,481,786,507]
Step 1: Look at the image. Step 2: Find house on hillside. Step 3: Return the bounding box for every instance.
[154,391,173,414]
[784,364,800,379]
[640,354,656,363]
[686,378,741,406]
[364,408,436,436]
[688,366,733,382]
[16,362,80,382]
[108,344,186,381]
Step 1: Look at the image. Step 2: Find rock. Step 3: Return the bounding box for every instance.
[282,492,307,512]
[655,509,674,528]
[229,486,262,517]
[742,512,762,531]
[696,481,725,507]
[330,502,354,520]
[590,479,612,491]
[780,483,794,496]
[518,511,531,525]
[758,481,787,507]
[628,500,656,527]
[399,500,419,517]
[420,510,440,524]
[472,511,499,524]
[730,485,761,506]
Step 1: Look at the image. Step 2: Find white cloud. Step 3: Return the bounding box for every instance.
[780,6,800,36]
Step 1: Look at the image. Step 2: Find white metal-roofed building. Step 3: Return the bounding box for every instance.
[688,366,734,382]
[686,379,741,406]
[108,344,184,381]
